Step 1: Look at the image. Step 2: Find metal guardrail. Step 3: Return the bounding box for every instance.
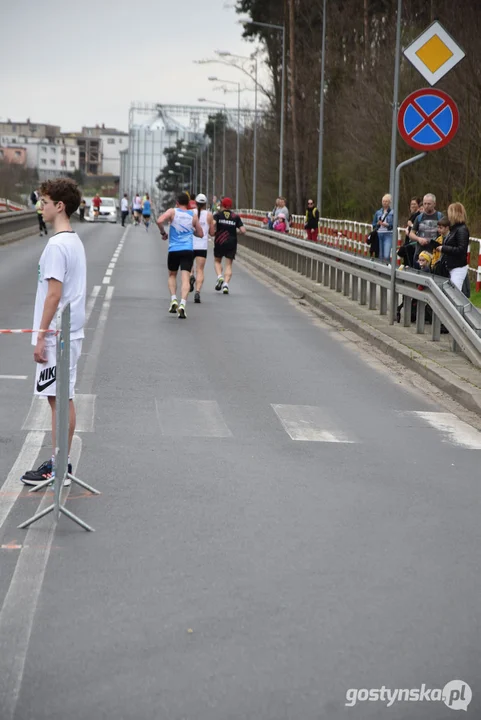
[0,209,37,238]
[239,223,481,368]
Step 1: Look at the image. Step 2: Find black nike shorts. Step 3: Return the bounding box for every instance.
[168,250,194,272]
[214,243,237,260]
[193,249,207,259]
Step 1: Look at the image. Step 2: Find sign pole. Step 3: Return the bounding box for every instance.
[389,0,402,198]
[389,152,427,325]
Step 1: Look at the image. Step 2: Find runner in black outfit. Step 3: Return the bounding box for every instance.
[212,197,246,294]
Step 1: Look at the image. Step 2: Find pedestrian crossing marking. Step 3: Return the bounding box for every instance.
[271,404,355,442]
[403,411,481,449]
[155,399,233,438]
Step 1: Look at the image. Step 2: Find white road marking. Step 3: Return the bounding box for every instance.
[22,394,95,432]
[271,404,355,442]
[0,435,82,720]
[105,269,113,277]
[0,375,27,380]
[0,431,45,531]
[102,276,111,284]
[155,399,233,438]
[404,411,481,449]
[80,286,115,394]
[85,285,101,325]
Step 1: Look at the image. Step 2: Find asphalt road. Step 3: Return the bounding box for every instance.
[0,220,479,720]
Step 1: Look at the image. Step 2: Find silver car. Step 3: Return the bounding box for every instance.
[88,197,117,223]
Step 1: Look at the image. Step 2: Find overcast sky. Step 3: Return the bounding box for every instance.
[0,0,261,133]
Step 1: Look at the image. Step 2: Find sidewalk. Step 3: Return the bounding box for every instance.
[238,243,481,416]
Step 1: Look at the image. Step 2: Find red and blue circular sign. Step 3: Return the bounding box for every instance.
[398,88,459,151]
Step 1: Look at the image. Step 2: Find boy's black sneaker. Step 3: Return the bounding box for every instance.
[21,459,72,486]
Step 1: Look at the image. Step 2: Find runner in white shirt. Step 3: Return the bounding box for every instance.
[21,178,87,487]
[120,193,129,227]
[190,193,214,303]
[132,193,142,226]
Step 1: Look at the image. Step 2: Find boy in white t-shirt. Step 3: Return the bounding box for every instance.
[21,178,87,486]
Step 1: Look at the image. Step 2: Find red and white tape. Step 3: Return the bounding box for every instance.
[0,329,58,335]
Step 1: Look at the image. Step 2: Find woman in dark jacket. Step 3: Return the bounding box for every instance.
[440,202,470,291]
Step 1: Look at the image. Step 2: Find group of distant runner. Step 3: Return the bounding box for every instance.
[157,193,246,318]
[120,193,152,229]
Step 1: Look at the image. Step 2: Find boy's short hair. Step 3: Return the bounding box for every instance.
[437,216,450,227]
[39,178,81,217]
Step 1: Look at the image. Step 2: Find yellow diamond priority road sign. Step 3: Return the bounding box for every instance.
[404,21,465,86]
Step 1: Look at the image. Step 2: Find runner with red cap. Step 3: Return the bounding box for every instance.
[212,197,246,294]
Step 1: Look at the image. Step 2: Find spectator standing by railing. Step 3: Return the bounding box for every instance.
[440,202,470,292]
[409,193,442,266]
[304,199,319,241]
[35,198,47,236]
[405,196,423,239]
[372,194,393,263]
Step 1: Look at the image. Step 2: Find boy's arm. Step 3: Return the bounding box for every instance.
[34,279,63,363]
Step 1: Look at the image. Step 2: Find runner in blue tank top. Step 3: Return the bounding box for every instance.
[142,193,152,231]
[156,192,203,318]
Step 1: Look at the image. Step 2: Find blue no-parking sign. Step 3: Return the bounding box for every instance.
[398,88,459,151]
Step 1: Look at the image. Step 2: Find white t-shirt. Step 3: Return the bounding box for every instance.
[32,231,87,346]
[133,196,142,210]
[121,197,129,212]
[193,209,209,250]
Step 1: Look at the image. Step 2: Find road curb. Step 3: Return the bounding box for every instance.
[238,246,481,417]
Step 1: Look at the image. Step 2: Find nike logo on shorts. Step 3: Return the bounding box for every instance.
[36,366,56,393]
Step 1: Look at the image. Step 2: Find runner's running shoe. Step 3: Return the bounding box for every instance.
[178,303,187,319]
[222,284,229,294]
[169,299,179,313]
[189,275,195,293]
[194,291,201,303]
[215,277,224,291]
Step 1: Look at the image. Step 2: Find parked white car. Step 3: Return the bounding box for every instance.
[88,197,117,223]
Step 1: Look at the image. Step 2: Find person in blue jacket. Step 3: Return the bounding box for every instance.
[372,194,394,263]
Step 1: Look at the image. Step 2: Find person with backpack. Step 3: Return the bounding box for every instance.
[304,199,319,241]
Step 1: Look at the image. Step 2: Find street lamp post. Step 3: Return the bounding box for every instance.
[241,19,285,198]
[178,152,198,194]
[216,52,258,209]
[168,169,184,192]
[316,0,327,216]
[209,77,240,209]
[199,97,226,197]
[175,162,192,189]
